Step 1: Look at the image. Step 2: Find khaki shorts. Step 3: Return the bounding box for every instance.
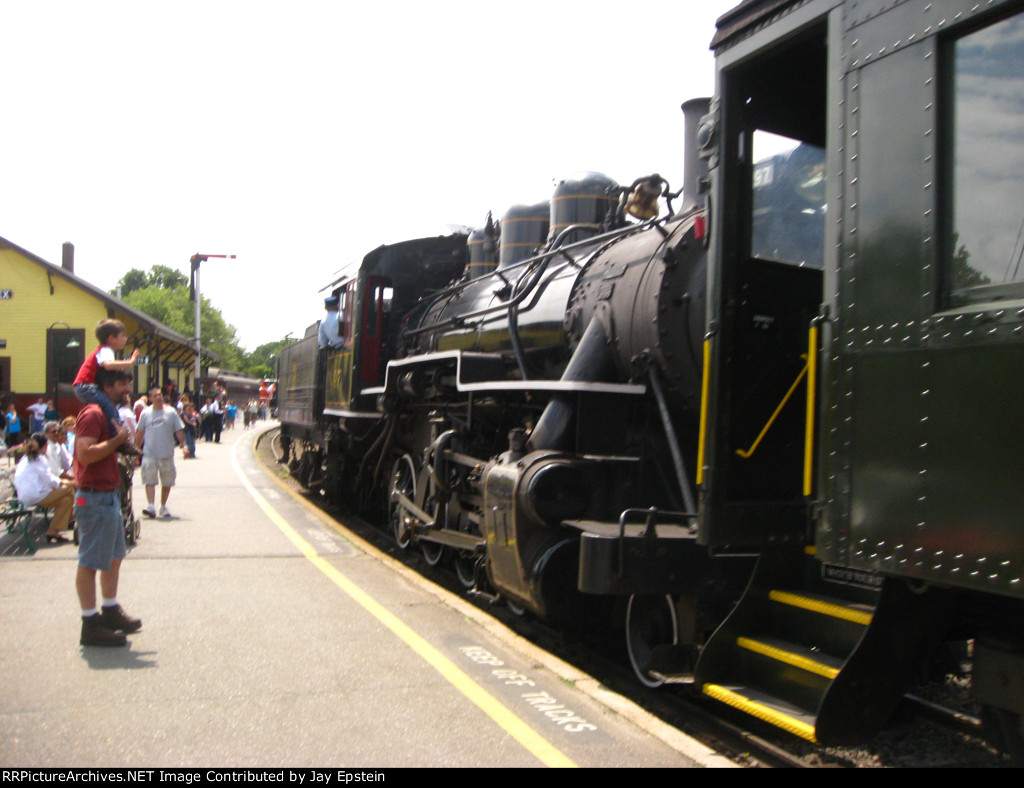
[141,456,177,487]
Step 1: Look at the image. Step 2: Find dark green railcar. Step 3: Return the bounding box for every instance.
[695,0,1024,754]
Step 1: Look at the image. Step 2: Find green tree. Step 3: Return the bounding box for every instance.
[121,284,245,370]
[114,269,149,298]
[243,339,293,378]
[113,265,189,298]
[149,265,188,290]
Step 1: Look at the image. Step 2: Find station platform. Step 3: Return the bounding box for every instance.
[0,422,732,768]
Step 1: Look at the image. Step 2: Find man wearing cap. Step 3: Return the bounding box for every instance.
[318,295,345,349]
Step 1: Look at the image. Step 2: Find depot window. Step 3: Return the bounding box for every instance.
[944,10,1024,306]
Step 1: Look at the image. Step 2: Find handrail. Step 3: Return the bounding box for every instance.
[695,338,712,486]
[734,354,809,459]
[803,324,819,497]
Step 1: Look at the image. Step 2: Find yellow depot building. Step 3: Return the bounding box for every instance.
[1,235,217,429]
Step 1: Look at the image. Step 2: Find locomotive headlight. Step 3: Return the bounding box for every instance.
[625,175,663,220]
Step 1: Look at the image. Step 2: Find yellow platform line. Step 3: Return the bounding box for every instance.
[233,437,576,768]
[736,637,839,679]
[703,684,818,743]
[769,590,873,627]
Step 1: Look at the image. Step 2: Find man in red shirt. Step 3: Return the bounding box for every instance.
[74,368,140,647]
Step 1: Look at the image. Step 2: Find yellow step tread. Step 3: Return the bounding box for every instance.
[768,589,874,626]
[703,683,818,743]
[736,635,842,679]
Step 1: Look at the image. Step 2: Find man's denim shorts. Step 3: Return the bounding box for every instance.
[75,490,126,571]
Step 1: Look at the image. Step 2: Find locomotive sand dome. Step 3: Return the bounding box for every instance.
[498,201,549,269]
[548,172,618,246]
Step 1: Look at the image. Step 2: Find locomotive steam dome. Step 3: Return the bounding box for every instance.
[498,201,549,270]
[548,172,618,246]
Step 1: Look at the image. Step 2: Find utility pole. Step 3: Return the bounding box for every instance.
[189,253,236,396]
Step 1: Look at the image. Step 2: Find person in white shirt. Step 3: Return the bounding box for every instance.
[61,416,77,458]
[209,396,224,443]
[117,393,137,443]
[135,387,189,518]
[13,433,73,542]
[43,421,73,480]
[27,398,48,433]
[318,295,344,349]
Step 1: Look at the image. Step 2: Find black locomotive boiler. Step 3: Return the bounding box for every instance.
[279,0,1024,759]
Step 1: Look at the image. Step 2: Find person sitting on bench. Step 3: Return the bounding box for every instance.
[13,433,73,543]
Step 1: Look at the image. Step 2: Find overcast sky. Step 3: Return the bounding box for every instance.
[1,1,734,352]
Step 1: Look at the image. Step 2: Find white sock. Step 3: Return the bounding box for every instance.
[81,608,99,617]
[102,597,118,608]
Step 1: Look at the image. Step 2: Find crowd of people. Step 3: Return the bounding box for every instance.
[4,319,280,649]
[4,384,276,458]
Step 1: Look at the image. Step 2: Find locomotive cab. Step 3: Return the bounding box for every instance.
[323,235,469,416]
[321,276,396,413]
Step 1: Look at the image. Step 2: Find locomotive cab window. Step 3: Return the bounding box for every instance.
[339,282,355,345]
[944,10,1024,307]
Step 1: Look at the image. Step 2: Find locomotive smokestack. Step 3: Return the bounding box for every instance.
[681,97,711,211]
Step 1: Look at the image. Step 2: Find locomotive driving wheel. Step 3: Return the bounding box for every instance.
[419,441,452,567]
[454,550,478,588]
[420,532,445,566]
[388,454,417,550]
[505,597,527,617]
[626,594,679,689]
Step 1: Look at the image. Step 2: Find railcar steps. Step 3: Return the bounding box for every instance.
[695,548,954,746]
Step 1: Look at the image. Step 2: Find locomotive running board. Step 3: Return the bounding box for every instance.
[368,350,648,398]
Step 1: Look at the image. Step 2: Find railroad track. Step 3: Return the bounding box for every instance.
[256,427,1008,768]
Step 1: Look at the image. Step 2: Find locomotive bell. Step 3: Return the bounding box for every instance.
[625,175,663,220]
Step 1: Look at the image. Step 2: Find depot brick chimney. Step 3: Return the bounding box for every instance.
[62,242,74,274]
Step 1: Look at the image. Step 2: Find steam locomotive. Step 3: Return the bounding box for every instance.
[278,0,1024,758]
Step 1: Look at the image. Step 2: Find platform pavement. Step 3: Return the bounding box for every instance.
[0,421,733,768]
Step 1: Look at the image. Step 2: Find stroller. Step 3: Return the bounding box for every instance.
[73,453,141,546]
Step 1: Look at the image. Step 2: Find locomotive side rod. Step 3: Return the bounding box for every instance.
[392,491,485,550]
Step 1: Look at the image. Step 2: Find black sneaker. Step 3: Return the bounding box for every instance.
[81,614,127,647]
[101,604,142,633]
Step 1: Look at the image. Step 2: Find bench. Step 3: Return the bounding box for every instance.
[0,469,37,554]
[0,465,54,552]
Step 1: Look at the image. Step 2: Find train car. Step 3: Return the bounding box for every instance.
[693,0,1024,754]
[280,0,1024,758]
